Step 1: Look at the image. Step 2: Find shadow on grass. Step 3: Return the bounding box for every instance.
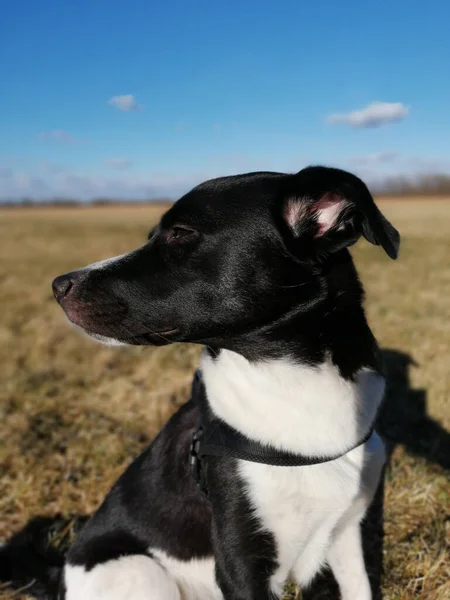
[0,515,88,598]
[303,348,450,600]
[378,350,450,470]
[1,349,449,599]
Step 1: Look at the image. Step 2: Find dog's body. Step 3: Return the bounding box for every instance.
[2,167,399,599]
[62,353,385,600]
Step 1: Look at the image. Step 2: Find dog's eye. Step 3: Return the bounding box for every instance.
[166,226,198,243]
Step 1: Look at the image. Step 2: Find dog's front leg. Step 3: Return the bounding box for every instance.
[207,460,279,600]
[212,525,278,600]
[326,521,371,600]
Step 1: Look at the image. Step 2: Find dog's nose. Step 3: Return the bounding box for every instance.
[52,274,75,302]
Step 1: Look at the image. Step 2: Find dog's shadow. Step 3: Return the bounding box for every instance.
[2,349,449,600]
[302,348,450,600]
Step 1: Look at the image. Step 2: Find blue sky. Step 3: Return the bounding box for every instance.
[1,0,450,200]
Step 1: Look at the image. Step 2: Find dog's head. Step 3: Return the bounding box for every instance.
[52,166,399,354]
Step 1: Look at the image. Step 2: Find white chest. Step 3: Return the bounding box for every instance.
[201,349,386,593]
[239,432,384,593]
[201,349,384,456]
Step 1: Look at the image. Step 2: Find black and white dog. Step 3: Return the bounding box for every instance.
[16,167,401,599]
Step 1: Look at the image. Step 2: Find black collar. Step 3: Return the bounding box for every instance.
[189,369,374,491]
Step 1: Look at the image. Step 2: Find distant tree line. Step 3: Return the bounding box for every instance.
[375,174,450,196]
[2,174,450,206]
[0,196,173,208]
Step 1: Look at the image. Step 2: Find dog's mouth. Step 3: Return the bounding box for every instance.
[76,314,182,345]
[61,301,180,346]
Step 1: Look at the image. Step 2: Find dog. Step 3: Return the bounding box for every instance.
[4,166,400,600]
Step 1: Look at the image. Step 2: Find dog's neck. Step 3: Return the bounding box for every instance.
[201,250,385,456]
[201,349,385,456]
[207,250,381,378]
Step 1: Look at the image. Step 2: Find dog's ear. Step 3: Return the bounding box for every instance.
[282,166,400,259]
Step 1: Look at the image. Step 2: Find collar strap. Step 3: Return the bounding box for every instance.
[190,369,374,469]
[196,421,374,467]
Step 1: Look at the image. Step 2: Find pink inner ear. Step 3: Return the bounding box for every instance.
[314,193,347,236]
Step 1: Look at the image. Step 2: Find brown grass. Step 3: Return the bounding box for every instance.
[0,199,449,599]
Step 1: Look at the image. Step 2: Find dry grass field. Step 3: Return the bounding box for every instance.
[0,199,449,599]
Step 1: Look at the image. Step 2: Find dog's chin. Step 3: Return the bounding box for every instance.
[61,306,180,347]
[84,329,180,347]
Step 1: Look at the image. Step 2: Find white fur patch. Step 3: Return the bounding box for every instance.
[65,553,221,600]
[201,349,385,456]
[88,332,128,346]
[151,550,222,600]
[65,555,181,600]
[284,197,308,229]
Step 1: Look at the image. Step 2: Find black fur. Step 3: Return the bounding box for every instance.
[207,458,278,600]
[2,166,399,599]
[67,400,212,570]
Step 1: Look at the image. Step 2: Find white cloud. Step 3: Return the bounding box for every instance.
[327,102,409,128]
[108,94,141,112]
[4,154,450,202]
[0,170,206,201]
[38,129,74,142]
[349,151,399,167]
[39,160,66,174]
[406,156,450,172]
[0,173,50,198]
[107,158,133,170]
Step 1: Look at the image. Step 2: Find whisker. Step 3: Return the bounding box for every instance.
[276,281,308,289]
[122,316,179,344]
